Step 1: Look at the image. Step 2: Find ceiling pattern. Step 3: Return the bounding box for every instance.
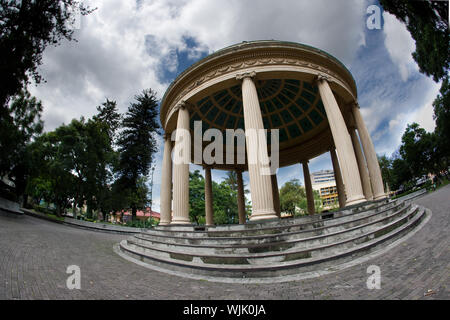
[189,79,327,144]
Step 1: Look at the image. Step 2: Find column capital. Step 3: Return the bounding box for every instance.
[236,71,256,81]
[301,160,309,165]
[351,100,360,109]
[163,132,171,140]
[314,73,330,84]
[173,100,189,113]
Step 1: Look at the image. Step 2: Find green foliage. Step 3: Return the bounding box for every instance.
[93,99,122,144]
[378,154,393,191]
[116,89,161,220]
[213,180,239,224]
[400,123,441,180]
[433,78,450,164]
[125,218,154,229]
[0,90,43,202]
[379,0,449,82]
[0,0,94,107]
[279,178,322,216]
[390,154,413,191]
[378,111,449,192]
[187,169,248,225]
[279,179,305,216]
[189,170,205,224]
[26,177,52,205]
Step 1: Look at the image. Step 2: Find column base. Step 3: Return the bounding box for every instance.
[249,209,279,221]
[345,195,366,206]
[170,217,191,225]
[158,221,171,226]
[373,193,388,201]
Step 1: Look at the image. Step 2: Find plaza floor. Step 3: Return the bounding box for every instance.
[0,185,449,300]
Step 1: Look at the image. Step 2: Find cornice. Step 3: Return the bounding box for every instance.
[160,42,357,128]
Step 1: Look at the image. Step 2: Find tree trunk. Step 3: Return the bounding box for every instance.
[56,203,62,217]
[22,194,28,208]
[73,201,78,219]
[132,206,137,221]
[86,202,93,219]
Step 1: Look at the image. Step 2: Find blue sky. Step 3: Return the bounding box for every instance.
[29,0,441,212]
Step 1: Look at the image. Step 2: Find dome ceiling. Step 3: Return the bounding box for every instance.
[189,78,328,144]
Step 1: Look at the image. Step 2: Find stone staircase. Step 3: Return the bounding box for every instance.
[117,198,428,280]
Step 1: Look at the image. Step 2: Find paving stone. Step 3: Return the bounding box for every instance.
[0,185,449,299]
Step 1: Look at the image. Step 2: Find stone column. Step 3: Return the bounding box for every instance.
[330,148,346,208]
[271,174,281,217]
[204,166,214,226]
[159,134,173,225]
[171,103,191,224]
[236,170,246,224]
[317,76,365,206]
[352,103,386,200]
[349,127,373,201]
[237,72,278,221]
[302,161,315,214]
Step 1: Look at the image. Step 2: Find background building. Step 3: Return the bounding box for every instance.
[311,170,339,210]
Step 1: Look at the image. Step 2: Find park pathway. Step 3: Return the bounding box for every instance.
[0,185,449,300]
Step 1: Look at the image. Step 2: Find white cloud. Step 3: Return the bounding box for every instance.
[383,11,418,82]
[25,0,440,213]
[408,82,440,133]
[29,0,369,132]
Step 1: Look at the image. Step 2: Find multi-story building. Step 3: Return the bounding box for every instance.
[310,170,339,210]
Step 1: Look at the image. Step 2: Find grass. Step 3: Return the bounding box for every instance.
[30,206,65,222]
[391,188,426,200]
[436,178,450,190]
[46,213,65,222]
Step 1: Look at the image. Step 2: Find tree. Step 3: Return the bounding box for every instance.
[379,0,449,82]
[279,179,306,216]
[378,155,393,192]
[223,170,249,221]
[29,131,76,216]
[92,99,121,220]
[93,99,121,144]
[0,90,43,204]
[189,170,205,225]
[400,123,434,178]
[433,77,450,169]
[213,181,239,224]
[188,170,245,225]
[223,171,238,192]
[24,115,115,217]
[390,155,413,191]
[0,0,94,107]
[116,89,161,220]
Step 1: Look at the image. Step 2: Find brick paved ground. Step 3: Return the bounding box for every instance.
[0,185,448,300]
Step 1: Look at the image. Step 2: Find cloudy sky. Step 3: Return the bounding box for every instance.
[28,0,441,212]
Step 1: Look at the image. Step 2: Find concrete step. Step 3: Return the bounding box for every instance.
[118,204,426,278]
[136,201,406,246]
[141,200,402,242]
[131,202,411,253]
[125,204,417,262]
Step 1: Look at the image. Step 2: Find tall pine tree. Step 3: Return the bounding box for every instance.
[116,89,160,220]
